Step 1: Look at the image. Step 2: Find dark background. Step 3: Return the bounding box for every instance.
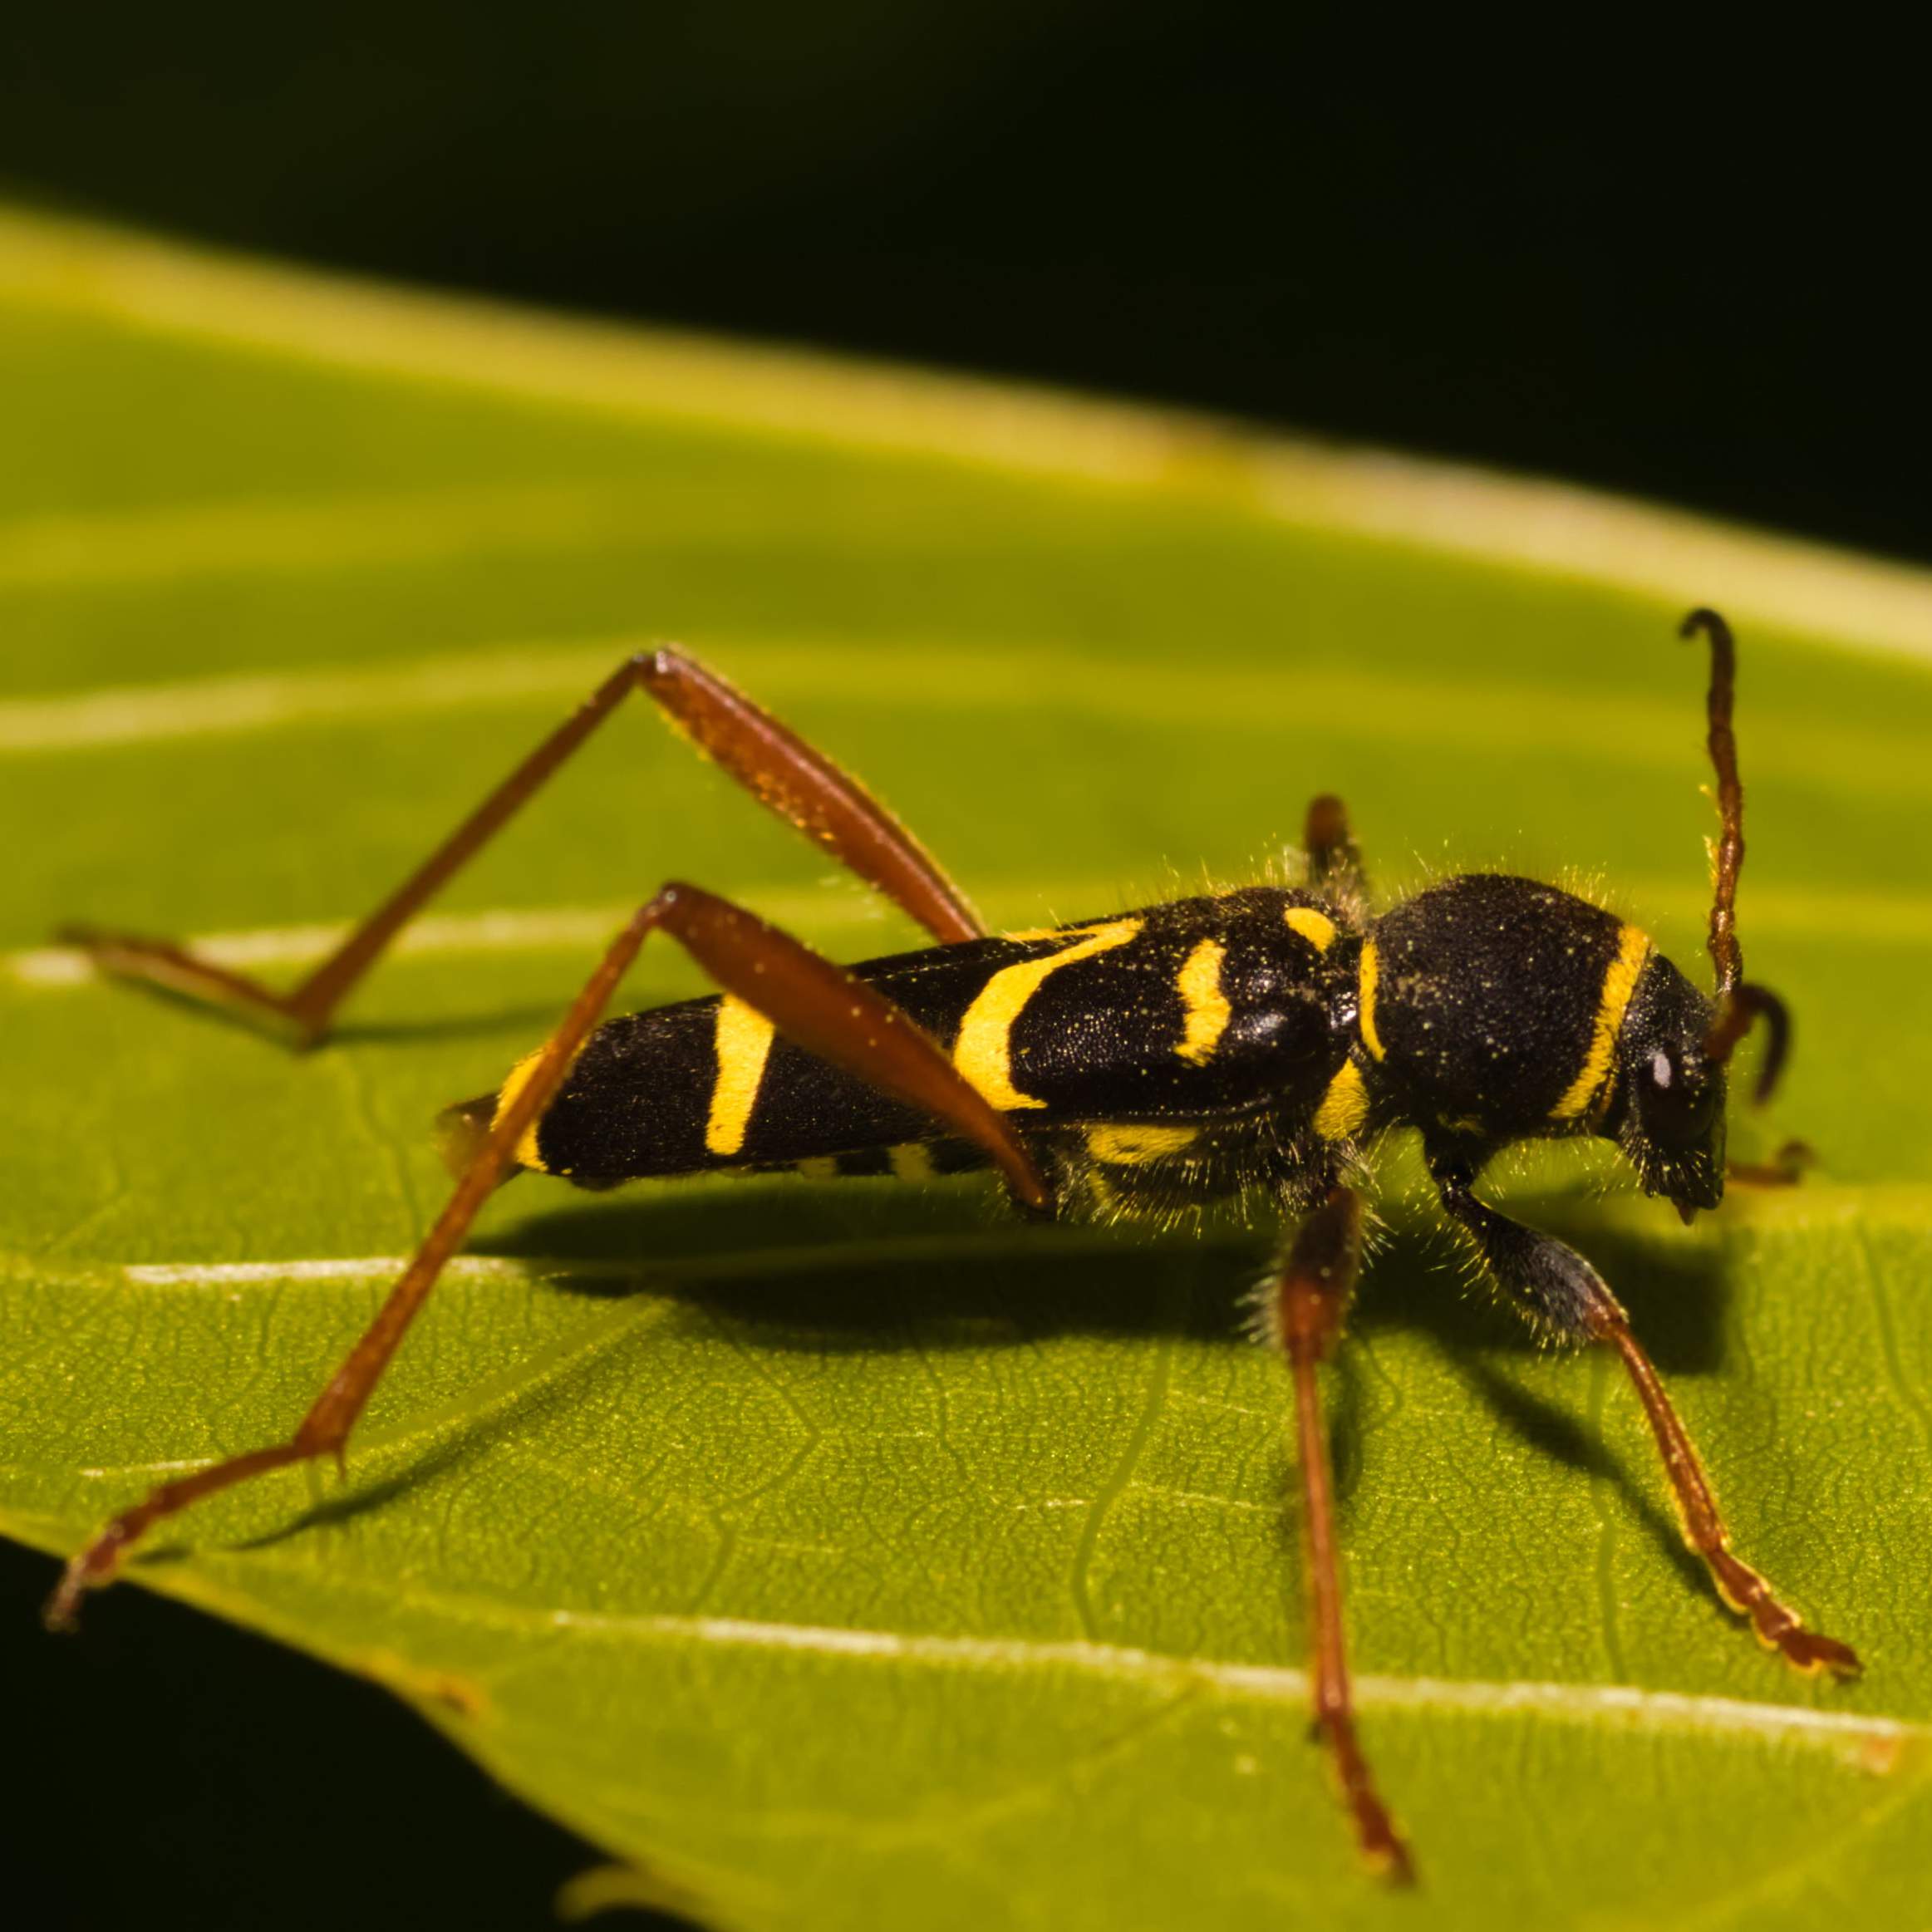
[4,6,1927,562]
[2,7,1924,1929]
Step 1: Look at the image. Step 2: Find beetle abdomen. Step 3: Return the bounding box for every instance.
[469,886,1356,1186]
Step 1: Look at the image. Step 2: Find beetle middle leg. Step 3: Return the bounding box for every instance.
[46,881,1049,1629]
[1263,1181,1414,1884]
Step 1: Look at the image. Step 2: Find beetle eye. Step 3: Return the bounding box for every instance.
[1649,1049,1674,1089]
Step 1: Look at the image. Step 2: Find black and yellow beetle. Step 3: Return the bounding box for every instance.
[46,608,1859,1881]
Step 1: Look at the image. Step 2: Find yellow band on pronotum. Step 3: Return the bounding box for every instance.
[1549,924,1652,1121]
[1358,941,1386,1060]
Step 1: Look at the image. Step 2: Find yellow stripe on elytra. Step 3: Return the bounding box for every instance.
[1175,937,1231,1065]
[1085,1123,1201,1165]
[955,918,1143,1109]
[1550,923,1653,1122]
[1358,940,1386,1060]
[490,1044,558,1172]
[1284,906,1338,951]
[705,995,777,1156]
[1313,1060,1369,1140]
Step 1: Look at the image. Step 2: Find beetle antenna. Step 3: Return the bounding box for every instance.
[1705,981,1790,1105]
[1681,607,1787,1101]
[1681,607,1743,998]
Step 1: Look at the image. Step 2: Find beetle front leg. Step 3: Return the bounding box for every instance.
[1428,1150,1860,1679]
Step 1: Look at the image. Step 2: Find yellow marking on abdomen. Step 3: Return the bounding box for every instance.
[1284,906,1338,951]
[489,1045,558,1172]
[1313,1060,1369,1139]
[705,995,777,1156]
[954,917,1143,1109]
[1085,1123,1201,1164]
[890,1143,935,1181]
[1550,923,1653,1121]
[490,1043,595,1174]
[1175,937,1230,1064]
[1358,940,1386,1059]
[794,1156,839,1179]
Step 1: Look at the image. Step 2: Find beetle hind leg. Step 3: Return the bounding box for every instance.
[59,647,985,1048]
[48,880,1049,1629]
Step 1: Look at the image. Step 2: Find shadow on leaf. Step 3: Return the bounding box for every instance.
[478,1174,1728,1373]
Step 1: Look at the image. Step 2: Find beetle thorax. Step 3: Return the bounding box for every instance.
[1364,874,1644,1143]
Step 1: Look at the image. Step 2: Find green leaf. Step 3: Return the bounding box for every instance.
[5,204,1932,1930]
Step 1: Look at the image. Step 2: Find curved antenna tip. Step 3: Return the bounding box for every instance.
[1707,982,1791,1106]
[1679,606,1734,646]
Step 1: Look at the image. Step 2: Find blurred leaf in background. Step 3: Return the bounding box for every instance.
[2,209,1930,1930]
[4,7,1925,567]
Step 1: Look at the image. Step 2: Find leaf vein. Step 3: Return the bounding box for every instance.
[145,1550,1928,1757]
